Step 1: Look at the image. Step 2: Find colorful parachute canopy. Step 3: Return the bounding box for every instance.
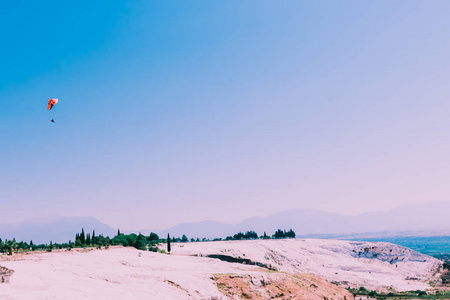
[47,98,59,110]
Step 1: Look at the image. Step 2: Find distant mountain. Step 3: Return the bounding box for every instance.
[4,202,448,244]
[237,209,353,235]
[0,216,116,244]
[352,202,450,232]
[158,220,234,240]
[157,201,450,239]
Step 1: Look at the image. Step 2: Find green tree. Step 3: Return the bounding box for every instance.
[182,235,188,243]
[244,231,258,239]
[126,233,138,246]
[17,241,29,249]
[273,229,285,239]
[92,233,101,245]
[134,234,147,250]
[99,235,111,247]
[233,232,245,240]
[80,228,86,245]
[148,232,159,243]
[285,229,296,238]
[92,230,95,245]
[111,234,129,246]
[86,233,91,246]
[167,234,171,254]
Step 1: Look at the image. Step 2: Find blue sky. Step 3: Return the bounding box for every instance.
[1,1,450,230]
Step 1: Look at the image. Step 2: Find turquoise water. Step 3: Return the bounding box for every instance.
[348,236,450,256]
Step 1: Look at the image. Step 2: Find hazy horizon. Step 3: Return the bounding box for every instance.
[2,1,450,230]
[2,201,449,233]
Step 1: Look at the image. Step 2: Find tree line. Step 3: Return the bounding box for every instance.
[225,229,296,240]
[0,228,296,255]
[0,229,164,254]
[168,229,296,242]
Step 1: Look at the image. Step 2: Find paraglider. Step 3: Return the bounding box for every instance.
[47,98,59,123]
[47,98,58,110]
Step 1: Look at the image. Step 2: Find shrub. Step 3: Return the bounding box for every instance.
[417,290,427,296]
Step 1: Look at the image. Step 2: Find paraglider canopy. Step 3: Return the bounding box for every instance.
[47,98,58,110]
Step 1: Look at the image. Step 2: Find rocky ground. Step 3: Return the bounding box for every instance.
[0,238,444,299]
[171,238,443,292]
[0,246,351,299]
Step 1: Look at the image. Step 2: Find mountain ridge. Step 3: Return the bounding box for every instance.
[0,216,116,244]
[156,201,450,239]
[1,201,449,243]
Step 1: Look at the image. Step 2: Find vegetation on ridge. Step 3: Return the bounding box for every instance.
[347,286,450,299]
[0,228,296,254]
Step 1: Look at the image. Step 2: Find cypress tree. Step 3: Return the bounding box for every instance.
[117,229,121,236]
[167,233,171,254]
[80,228,86,245]
[92,230,96,245]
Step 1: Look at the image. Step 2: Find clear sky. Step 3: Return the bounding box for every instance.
[1,1,450,230]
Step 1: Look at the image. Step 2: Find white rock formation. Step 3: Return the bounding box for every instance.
[171,238,442,291]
